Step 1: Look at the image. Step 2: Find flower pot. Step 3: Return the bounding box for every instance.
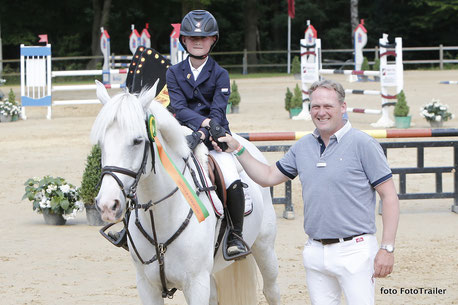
[231,105,239,114]
[394,116,411,129]
[0,114,12,122]
[429,120,443,128]
[226,103,232,114]
[85,204,107,226]
[42,209,66,225]
[289,107,302,118]
[12,114,19,121]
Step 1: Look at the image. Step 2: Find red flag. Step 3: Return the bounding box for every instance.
[38,34,48,44]
[288,0,295,18]
[170,24,181,38]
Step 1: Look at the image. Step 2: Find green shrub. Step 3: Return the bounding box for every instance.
[394,90,409,117]
[228,80,241,107]
[373,58,380,71]
[361,57,370,70]
[290,84,303,109]
[80,145,101,206]
[8,89,17,106]
[291,56,301,75]
[284,87,292,111]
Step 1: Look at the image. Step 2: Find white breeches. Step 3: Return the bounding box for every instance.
[302,234,379,305]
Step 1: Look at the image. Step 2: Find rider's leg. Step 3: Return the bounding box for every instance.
[226,179,249,256]
[209,150,249,258]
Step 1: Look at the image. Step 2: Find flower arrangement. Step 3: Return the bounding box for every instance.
[0,100,21,117]
[0,89,21,118]
[23,176,84,219]
[420,99,454,122]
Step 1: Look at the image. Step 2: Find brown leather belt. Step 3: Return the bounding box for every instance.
[314,233,366,245]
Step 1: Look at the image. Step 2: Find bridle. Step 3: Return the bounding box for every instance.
[98,134,196,299]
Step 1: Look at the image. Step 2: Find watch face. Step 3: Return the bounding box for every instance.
[383,244,394,252]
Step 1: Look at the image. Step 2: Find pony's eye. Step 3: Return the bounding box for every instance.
[133,138,143,145]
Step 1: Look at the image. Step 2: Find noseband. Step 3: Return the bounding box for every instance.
[99,142,151,199]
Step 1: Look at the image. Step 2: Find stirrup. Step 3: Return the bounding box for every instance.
[222,227,251,261]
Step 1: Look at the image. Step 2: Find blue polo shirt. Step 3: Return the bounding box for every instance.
[276,121,392,239]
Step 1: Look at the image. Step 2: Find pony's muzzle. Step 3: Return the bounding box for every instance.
[96,197,124,223]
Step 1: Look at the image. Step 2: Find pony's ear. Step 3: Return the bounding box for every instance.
[95,80,110,105]
[138,79,160,111]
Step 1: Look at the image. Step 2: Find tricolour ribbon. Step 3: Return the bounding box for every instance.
[147,115,209,222]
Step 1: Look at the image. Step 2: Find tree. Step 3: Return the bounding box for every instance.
[244,0,258,72]
[88,0,112,69]
[350,0,359,45]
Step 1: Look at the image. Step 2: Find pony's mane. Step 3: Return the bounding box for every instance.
[90,89,190,159]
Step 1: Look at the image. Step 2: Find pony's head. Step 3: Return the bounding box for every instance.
[91,80,189,222]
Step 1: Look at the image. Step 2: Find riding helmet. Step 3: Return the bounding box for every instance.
[179,10,219,54]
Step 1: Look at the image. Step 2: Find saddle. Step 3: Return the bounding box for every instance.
[207,154,227,208]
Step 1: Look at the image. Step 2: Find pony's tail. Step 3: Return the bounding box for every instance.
[214,255,258,305]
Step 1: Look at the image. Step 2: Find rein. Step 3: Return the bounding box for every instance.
[99,131,213,299]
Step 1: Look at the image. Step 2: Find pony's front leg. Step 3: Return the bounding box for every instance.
[136,272,164,305]
[183,272,211,305]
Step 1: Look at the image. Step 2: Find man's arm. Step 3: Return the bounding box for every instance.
[216,134,290,187]
[373,178,400,278]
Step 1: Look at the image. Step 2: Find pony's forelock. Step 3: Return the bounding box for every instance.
[90,92,147,145]
[91,90,190,159]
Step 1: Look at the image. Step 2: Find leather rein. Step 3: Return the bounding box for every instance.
[99,135,215,299]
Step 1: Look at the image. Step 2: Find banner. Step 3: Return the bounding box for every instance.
[288,0,295,19]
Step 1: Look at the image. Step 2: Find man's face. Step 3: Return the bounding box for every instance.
[309,87,346,137]
[182,36,216,57]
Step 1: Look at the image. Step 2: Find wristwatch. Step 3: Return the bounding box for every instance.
[380,244,395,253]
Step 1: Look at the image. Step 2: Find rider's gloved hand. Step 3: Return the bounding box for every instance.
[207,120,228,151]
[186,131,203,150]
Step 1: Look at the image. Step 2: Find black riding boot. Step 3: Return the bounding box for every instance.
[225,180,250,259]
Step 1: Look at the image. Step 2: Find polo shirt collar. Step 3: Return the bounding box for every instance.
[312,119,352,143]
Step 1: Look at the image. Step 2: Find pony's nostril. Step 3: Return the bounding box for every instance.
[112,199,120,211]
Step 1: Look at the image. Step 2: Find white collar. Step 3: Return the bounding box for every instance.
[312,120,352,142]
[188,57,208,81]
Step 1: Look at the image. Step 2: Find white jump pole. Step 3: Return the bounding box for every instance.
[293,20,317,121]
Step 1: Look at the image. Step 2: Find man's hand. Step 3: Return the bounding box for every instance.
[373,249,394,278]
[212,134,240,153]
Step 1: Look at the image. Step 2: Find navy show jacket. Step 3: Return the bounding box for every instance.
[166,56,231,138]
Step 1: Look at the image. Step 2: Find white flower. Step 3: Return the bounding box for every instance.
[435,115,442,122]
[75,201,84,210]
[60,184,70,193]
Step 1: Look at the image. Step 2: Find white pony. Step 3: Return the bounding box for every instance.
[91,80,280,305]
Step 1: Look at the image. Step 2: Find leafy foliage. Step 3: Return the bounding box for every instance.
[290,84,303,109]
[23,176,83,217]
[80,145,102,206]
[228,81,241,107]
[394,90,409,117]
[361,57,370,70]
[291,56,301,75]
[284,87,293,111]
[373,58,380,71]
[420,99,454,122]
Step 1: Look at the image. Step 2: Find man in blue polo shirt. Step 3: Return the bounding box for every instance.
[215,79,400,305]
